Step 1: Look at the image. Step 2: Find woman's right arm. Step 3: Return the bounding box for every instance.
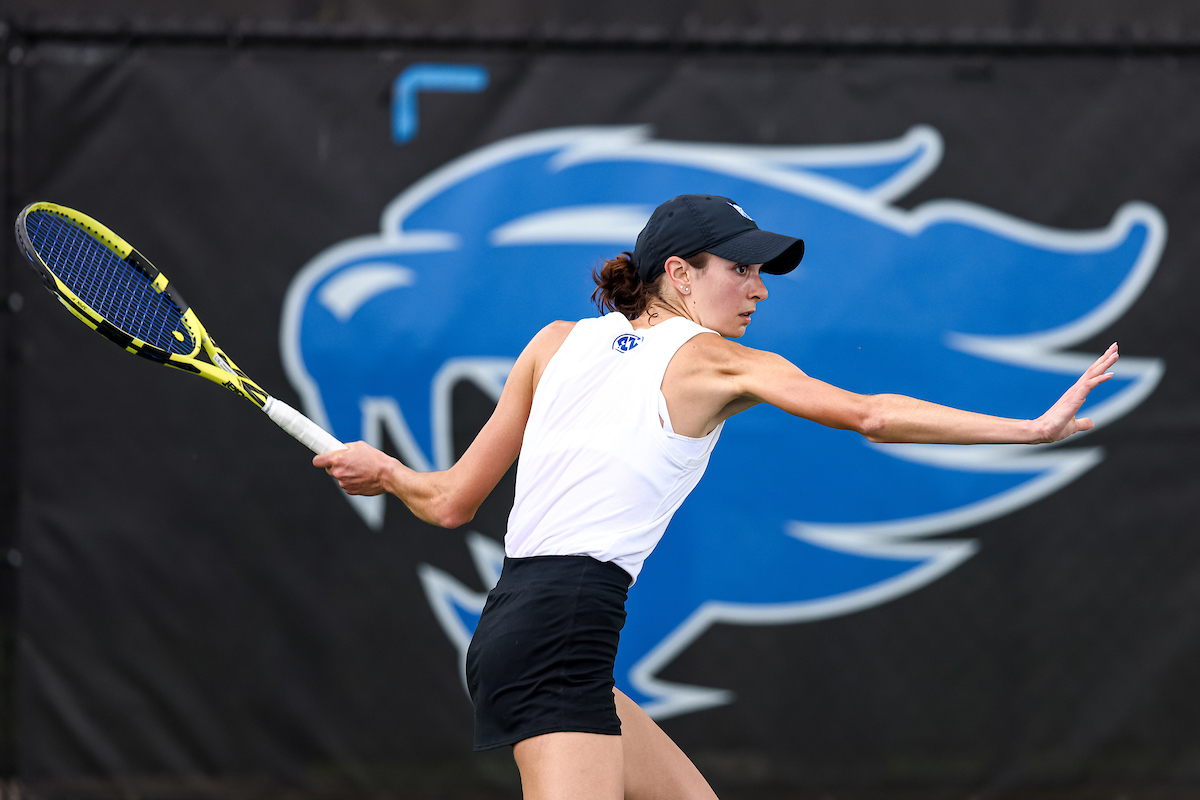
[312,321,575,528]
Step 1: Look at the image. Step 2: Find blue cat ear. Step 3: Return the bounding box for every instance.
[774,125,943,201]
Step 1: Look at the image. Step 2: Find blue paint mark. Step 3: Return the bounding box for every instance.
[392,63,489,144]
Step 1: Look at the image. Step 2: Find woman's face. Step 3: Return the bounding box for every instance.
[674,254,768,338]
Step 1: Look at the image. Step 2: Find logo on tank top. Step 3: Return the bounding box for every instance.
[612,333,642,352]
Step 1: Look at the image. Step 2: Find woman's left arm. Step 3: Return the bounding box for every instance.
[719,341,1120,445]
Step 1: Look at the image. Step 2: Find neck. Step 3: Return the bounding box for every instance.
[639,299,692,327]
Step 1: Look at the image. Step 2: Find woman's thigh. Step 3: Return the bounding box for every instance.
[509,693,718,800]
[615,689,719,800]
[512,730,624,800]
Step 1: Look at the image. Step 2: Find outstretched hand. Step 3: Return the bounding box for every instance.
[1035,343,1119,443]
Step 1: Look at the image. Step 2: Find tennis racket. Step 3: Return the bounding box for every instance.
[15,202,344,455]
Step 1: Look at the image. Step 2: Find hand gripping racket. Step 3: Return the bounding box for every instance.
[15,202,345,455]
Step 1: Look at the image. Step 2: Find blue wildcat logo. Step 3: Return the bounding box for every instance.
[282,125,1164,719]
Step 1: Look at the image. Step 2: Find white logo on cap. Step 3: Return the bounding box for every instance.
[728,202,753,222]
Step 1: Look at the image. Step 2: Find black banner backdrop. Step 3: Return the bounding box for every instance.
[4,37,1200,800]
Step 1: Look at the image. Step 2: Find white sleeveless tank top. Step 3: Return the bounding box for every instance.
[505,312,724,583]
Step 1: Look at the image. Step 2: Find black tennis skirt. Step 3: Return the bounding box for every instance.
[465,554,631,751]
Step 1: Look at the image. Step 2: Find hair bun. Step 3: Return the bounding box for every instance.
[591,252,646,318]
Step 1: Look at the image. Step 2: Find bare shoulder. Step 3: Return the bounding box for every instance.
[674,332,790,377]
[528,320,576,358]
[525,320,577,387]
[541,319,577,342]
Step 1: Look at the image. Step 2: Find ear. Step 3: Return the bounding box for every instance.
[664,256,691,293]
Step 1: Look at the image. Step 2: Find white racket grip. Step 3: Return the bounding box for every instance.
[262,396,346,454]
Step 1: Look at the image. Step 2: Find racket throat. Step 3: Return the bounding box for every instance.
[212,350,238,376]
[208,348,269,407]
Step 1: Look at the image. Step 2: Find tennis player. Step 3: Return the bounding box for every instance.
[314,194,1119,800]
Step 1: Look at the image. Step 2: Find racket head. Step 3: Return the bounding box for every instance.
[15,203,333,446]
[15,202,204,363]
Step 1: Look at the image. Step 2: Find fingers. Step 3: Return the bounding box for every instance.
[1076,344,1119,389]
[311,441,385,495]
[1088,343,1119,374]
[313,440,365,468]
[313,449,348,470]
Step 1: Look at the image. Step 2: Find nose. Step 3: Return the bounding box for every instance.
[752,273,768,301]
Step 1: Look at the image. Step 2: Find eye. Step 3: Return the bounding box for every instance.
[735,263,749,274]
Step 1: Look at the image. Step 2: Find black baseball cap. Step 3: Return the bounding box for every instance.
[632,195,805,282]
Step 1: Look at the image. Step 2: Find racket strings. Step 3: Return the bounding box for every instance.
[25,211,194,354]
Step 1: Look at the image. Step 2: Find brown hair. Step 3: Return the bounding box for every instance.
[591,251,711,318]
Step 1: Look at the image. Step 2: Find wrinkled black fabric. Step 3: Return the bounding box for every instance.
[467,556,630,750]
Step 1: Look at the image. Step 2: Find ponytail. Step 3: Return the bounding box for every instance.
[591,252,651,318]
[591,250,713,318]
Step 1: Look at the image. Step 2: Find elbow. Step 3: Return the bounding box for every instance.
[859,418,887,443]
[404,470,478,529]
[855,397,887,442]
[428,497,477,530]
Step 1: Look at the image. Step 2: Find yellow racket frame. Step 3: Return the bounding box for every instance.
[18,202,270,408]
